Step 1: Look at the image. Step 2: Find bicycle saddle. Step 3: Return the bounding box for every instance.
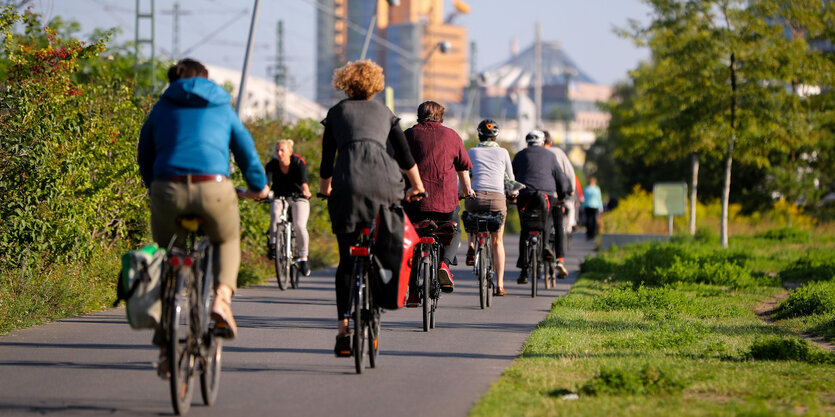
[176,215,204,233]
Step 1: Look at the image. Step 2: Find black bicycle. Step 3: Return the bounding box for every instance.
[161,216,225,415]
[522,229,544,298]
[265,193,301,290]
[463,211,503,309]
[347,225,382,373]
[412,220,457,331]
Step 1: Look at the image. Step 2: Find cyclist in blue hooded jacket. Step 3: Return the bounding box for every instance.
[137,58,269,376]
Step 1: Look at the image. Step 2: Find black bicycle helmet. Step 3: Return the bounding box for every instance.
[477,119,499,139]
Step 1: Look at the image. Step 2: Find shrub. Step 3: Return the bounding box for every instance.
[748,337,811,362]
[774,281,835,319]
[779,252,835,283]
[757,227,811,243]
[580,255,617,274]
[579,364,686,396]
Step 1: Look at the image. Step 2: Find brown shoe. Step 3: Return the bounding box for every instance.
[211,284,237,339]
[495,288,506,296]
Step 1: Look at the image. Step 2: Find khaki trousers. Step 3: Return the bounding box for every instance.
[150,178,240,291]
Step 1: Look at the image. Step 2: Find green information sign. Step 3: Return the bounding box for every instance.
[653,182,687,217]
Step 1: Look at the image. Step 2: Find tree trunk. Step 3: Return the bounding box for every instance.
[720,136,733,249]
[722,52,737,250]
[689,153,699,235]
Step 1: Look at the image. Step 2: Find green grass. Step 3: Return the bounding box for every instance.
[470,230,835,417]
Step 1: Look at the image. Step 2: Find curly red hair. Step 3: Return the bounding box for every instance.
[332,60,385,100]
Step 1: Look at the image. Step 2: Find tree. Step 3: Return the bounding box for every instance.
[609,0,834,247]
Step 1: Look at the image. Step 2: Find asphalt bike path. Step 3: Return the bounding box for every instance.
[0,233,594,416]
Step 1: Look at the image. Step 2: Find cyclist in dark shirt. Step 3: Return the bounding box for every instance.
[264,139,312,276]
[512,130,571,284]
[403,101,474,304]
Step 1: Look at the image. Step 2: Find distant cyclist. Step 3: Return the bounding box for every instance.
[137,58,269,376]
[403,101,474,304]
[543,130,575,276]
[318,60,425,356]
[264,139,312,276]
[465,119,514,296]
[512,130,571,284]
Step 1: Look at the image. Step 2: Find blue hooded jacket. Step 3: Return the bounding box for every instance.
[137,77,267,191]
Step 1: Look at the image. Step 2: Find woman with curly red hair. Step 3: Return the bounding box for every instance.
[318,60,425,356]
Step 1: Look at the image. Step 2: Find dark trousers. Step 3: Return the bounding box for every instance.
[517,193,563,268]
[584,207,600,239]
[335,231,361,320]
[404,207,460,266]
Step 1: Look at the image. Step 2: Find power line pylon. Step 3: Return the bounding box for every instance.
[134,0,157,94]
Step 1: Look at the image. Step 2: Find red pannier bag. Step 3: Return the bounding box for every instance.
[371,204,418,310]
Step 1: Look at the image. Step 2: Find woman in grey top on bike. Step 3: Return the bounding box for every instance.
[318,60,425,356]
[465,119,515,296]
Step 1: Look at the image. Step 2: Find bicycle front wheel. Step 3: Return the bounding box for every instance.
[274,225,287,290]
[169,268,196,415]
[200,337,222,406]
[368,307,380,368]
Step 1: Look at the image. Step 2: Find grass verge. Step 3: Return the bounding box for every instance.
[470,230,835,417]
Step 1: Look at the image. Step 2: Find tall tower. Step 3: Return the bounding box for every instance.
[316,0,468,111]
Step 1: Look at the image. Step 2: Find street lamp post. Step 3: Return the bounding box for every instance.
[417,40,451,106]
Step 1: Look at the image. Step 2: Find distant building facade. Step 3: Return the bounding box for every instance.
[315,0,468,112]
[478,41,612,148]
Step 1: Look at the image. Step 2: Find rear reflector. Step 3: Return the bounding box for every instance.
[350,246,369,257]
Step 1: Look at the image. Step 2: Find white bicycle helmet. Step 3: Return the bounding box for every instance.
[525,130,545,145]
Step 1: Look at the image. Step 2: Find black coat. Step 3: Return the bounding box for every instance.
[320,99,415,234]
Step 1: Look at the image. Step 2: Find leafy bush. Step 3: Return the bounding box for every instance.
[614,243,772,288]
[580,255,617,274]
[779,251,835,283]
[747,337,812,362]
[0,8,149,270]
[756,227,811,243]
[579,364,686,396]
[774,281,835,319]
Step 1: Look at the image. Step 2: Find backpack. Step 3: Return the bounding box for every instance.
[371,204,418,310]
[114,243,166,329]
[517,190,551,231]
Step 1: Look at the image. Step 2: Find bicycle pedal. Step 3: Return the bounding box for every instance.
[213,325,233,338]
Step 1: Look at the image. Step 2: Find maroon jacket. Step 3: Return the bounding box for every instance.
[404,121,472,213]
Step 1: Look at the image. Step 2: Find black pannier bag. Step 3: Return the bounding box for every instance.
[462,210,504,233]
[517,190,550,231]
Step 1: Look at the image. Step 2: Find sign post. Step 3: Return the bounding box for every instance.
[653,182,687,236]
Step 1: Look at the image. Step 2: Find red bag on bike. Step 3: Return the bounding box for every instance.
[371,204,418,310]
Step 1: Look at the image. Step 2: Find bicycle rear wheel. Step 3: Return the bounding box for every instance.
[421,258,431,332]
[169,268,196,415]
[530,243,539,298]
[477,244,487,309]
[353,263,367,374]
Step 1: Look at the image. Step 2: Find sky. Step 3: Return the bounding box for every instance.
[25,0,653,100]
